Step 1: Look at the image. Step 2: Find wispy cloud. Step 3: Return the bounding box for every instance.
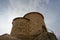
[1,0,59,36]
[45,0,50,4]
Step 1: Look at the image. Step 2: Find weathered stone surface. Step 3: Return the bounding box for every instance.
[11,17,30,39]
[0,12,57,40]
[23,12,47,36]
[33,32,57,40]
[0,34,21,40]
[33,32,50,40]
[47,32,57,40]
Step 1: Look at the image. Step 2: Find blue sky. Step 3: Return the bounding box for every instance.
[0,0,60,37]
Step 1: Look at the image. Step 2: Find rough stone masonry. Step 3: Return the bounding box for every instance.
[0,12,57,40]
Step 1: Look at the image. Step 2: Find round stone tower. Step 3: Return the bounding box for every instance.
[24,12,47,35]
[11,17,30,39]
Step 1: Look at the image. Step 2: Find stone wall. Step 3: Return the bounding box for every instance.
[0,12,57,40]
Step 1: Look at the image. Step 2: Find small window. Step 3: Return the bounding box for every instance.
[42,25,47,32]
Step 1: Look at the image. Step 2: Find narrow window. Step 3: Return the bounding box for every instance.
[42,25,47,32]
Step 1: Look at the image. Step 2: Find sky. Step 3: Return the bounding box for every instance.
[0,0,60,38]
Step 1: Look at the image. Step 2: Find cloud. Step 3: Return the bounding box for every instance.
[8,0,50,14]
[45,0,50,4]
